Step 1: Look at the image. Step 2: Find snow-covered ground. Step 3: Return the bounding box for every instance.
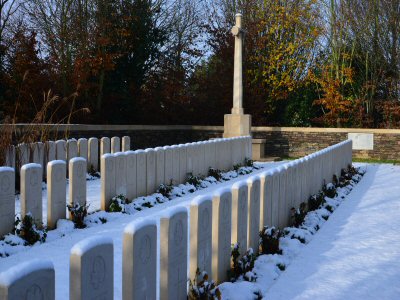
[1,162,400,300]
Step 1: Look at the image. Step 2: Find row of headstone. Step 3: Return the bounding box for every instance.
[4,136,130,177]
[101,136,252,208]
[0,140,353,299]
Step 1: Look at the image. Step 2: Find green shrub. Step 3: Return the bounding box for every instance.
[157,183,174,198]
[244,157,254,167]
[67,203,88,229]
[208,168,222,181]
[290,202,307,227]
[14,214,47,245]
[259,226,283,255]
[228,244,257,282]
[323,183,337,198]
[108,194,129,212]
[308,191,325,211]
[187,173,203,188]
[188,268,221,300]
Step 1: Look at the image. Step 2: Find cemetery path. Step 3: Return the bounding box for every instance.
[265,163,400,300]
[1,161,284,299]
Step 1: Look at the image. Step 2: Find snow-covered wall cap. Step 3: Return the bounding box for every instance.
[21,163,41,171]
[70,236,113,256]
[70,157,86,164]
[213,187,231,198]
[47,160,66,167]
[161,206,187,219]
[232,180,248,190]
[124,218,157,235]
[0,259,54,286]
[0,166,14,173]
[191,195,212,207]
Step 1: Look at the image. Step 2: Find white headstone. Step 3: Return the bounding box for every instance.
[20,163,42,225]
[125,151,137,201]
[231,181,248,253]
[122,136,130,152]
[260,172,273,229]
[160,207,188,300]
[0,167,15,237]
[212,188,232,284]
[145,149,156,195]
[101,154,116,210]
[88,138,99,172]
[5,145,15,169]
[78,138,88,161]
[155,147,165,188]
[69,158,87,210]
[190,196,213,280]
[123,220,157,300]
[0,260,55,299]
[18,143,30,168]
[247,176,261,251]
[271,170,280,227]
[67,139,78,163]
[111,137,120,154]
[278,168,288,228]
[47,160,66,229]
[178,145,187,183]
[70,236,113,300]
[136,150,147,197]
[186,144,195,176]
[44,141,56,178]
[115,152,127,196]
[55,140,66,162]
[164,146,173,185]
[172,146,180,184]
[100,137,111,158]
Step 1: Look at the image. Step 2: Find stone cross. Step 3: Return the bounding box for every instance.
[231,13,244,115]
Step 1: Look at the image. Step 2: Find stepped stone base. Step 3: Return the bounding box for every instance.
[223,114,252,138]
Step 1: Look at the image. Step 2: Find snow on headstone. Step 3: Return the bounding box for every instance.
[231,181,248,253]
[69,158,87,213]
[145,149,156,195]
[136,150,147,197]
[47,160,66,229]
[190,196,213,280]
[178,145,187,183]
[20,163,42,225]
[160,207,188,300]
[78,138,88,162]
[125,151,137,200]
[0,167,15,237]
[101,154,116,211]
[70,236,113,300]
[67,139,78,163]
[247,176,261,251]
[123,219,157,300]
[111,136,120,154]
[122,136,130,152]
[155,147,165,188]
[212,188,232,284]
[17,143,30,169]
[0,260,55,299]
[114,152,127,196]
[164,146,173,185]
[55,140,66,162]
[88,138,98,172]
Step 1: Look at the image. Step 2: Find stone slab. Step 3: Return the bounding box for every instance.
[47,161,66,229]
[5,145,15,169]
[100,137,111,158]
[18,143,30,169]
[0,167,15,237]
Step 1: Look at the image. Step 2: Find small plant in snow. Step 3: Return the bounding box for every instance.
[229,244,257,282]
[108,194,129,213]
[88,165,100,179]
[188,268,221,300]
[323,183,337,198]
[259,226,283,255]
[244,157,254,167]
[276,263,286,271]
[233,163,242,171]
[308,191,325,211]
[67,203,88,229]
[208,168,222,181]
[14,214,47,245]
[187,173,203,188]
[290,202,307,228]
[157,183,174,198]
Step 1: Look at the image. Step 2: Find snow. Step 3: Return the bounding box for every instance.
[0,259,54,286]
[20,163,41,170]
[47,160,66,167]
[124,218,157,235]
[70,236,113,256]
[0,166,14,172]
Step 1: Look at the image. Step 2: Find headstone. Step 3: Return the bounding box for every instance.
[198,142,207,175]
[231,181,248,253]
[126,151,137,200]
[88,138,99,172]
[178,145,187,183]
[189,196,213,280]
[18,143,30,169]
[32,142,45,172]
[122,136,130,152]
[215,140,224,171]
[160,207,188,300]
[111,137,120,154]
[100,137,111,158]
[145,149,156,195]
[232,138,241,166]
[44,141,56,178]
[155,147,165,188]
[78,138,88,161]
[70,236,113,300]
[123,220,157,300]
[164,146,173,185]
[5,145,15,169]
[47,160,66,229]
[55,140,66,162]
[172,146,180,184]
[260,171,273,229]
[67,139,78,163]
[20,163,42,225]
[0,260,55,299]
[247,176,261,251]
[278,167,288,228]
[186,144,195,176]
[136,150,147,197]
[0,167,15,237]
[69,158,87,212]
[206,141,216,171]
[194,144,203,176]
[101,154,116,210]
[115,152,127,196]
[211,188,232,284]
